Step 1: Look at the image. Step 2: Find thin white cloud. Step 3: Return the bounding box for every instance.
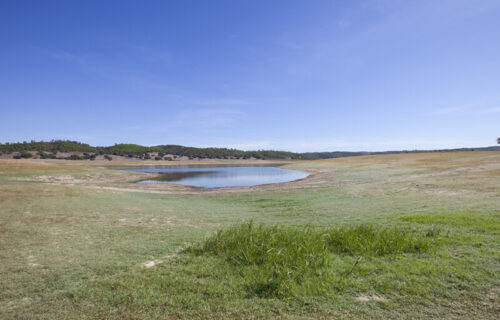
[215,137,485,153]
[45,47,180,92]
[431,104,469,115]
[483,107,500,113]
[124,44,172,65]
[195,99,249,106]
[430,98,500,115]
[225,141,275,150]
[150,108,245,134]
[42,134,96,142]
[49,50,86,64]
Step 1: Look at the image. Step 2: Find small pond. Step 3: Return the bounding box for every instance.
[125,166,309,188]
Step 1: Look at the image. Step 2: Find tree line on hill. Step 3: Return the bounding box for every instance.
[0,140,499,161]
[0,140,324,160]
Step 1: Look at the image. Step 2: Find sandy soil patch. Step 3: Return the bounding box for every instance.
[141,259,164,268]
[140,253,178,268]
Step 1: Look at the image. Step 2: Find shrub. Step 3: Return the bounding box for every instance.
[39,152,56,159]
[20,152,33,158]
[67,154,83,160]
[154,156,162,160]
[104,155,112,161]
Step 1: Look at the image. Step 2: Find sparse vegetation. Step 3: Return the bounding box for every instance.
[1,151,499,319]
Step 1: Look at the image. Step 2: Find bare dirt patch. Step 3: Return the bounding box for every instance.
[141,259,164,268]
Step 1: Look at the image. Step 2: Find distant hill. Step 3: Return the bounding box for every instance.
[0,140,314,160]
[0,140,498,161]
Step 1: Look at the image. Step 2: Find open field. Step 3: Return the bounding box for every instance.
[1,152,499,319]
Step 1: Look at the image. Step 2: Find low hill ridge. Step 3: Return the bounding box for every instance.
[0,140,498,160]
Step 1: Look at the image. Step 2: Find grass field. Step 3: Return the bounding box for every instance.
[0,152,499,319]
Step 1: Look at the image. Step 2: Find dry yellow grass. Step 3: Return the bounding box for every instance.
[0,159,87,174]
[314,151,500,169]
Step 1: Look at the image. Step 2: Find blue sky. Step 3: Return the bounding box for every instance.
[1,0,499,152]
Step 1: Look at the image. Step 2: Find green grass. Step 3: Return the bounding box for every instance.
[186,222,439,298]
[66,212,498,319]
[401,211,500,233]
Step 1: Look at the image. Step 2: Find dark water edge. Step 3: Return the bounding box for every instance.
[146,171,218,182]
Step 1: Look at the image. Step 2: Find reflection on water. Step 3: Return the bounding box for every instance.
[148,171,218,182]
[125,167,309,188]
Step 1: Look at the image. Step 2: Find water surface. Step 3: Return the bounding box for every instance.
[126,166,308,188]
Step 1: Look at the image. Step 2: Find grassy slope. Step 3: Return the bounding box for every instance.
[0,152,499,319]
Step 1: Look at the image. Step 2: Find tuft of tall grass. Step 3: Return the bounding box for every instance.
[325,224,437,256]
[187,222,439,297]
